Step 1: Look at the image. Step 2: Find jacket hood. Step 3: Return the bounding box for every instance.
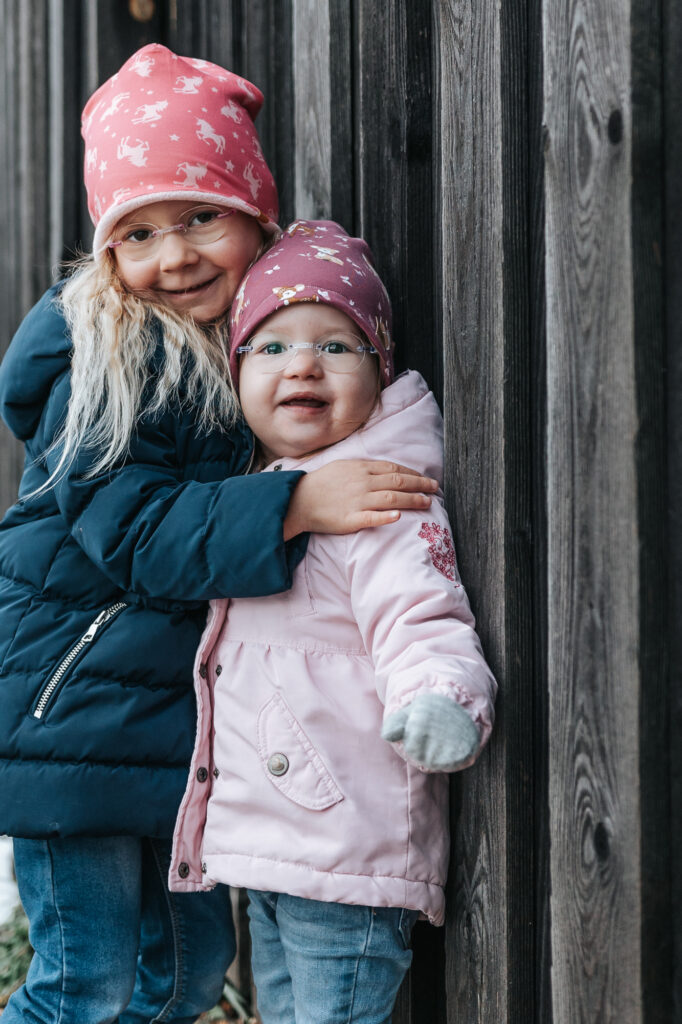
[264,370,444,486]
[0,285,71,441]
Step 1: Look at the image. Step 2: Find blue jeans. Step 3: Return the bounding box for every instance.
[3,836,235,1024]
[246,890,418,1024]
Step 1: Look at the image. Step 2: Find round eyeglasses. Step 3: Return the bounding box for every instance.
[236,334,378,374]
[107,206,236,261]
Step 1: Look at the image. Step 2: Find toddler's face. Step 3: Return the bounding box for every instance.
[111,199,262,322]
[238,304,380,464]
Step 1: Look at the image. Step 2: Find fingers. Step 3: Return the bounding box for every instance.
[371,489,433,511]
[366,463,439,492]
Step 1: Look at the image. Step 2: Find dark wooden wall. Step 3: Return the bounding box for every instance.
[0,2,677,1022]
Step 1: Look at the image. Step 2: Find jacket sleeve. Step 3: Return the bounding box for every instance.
[345,499,497,751]
[45,374,307,603]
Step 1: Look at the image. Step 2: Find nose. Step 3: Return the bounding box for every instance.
[158,229,200,272]
[282,346,323,378]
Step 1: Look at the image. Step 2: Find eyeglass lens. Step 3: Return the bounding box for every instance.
[110,207,233,260]
[242,337,375,374]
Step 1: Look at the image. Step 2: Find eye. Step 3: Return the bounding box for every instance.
[188,208,221,227]
[123,226,154,243]
[320,339,356,355]
[252,340,288,356]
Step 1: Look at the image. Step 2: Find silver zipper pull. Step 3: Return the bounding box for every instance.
[82,608,115,642]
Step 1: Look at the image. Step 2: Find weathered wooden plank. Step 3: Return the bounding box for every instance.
[434,1,509,1021]
[236,0,295,227]
[167,0,235,64]
[354,0,439,398]
[292,0,332,219]
[49,0,85,265]
[0,0,53,514]
[629,2,669,1019]
[543,1,642,1020]
[665,0,682,1013]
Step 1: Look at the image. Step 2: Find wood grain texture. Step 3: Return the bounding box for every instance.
[0,0,52,514]
[543,1,642,1020]
[237,0,295,227]
[354,0,438,397]
[434,2,508,1021]
[664,0,682,1013]
[629,2,669,1019]
[292,0,332,218]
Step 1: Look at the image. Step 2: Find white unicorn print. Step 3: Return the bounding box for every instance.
[86,147,98,172]
[237,77,258,105]
[132,100,168,124]
[116,137,149,167]
[196,119,225,153]
[131,53,155,77]
[220,101,243,123]
[174,162,208,187]
[112,187,132,203]
[173,75,203,94]
[100,92,130,121]
[243,162,262,199]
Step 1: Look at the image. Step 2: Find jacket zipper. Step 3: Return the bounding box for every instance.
[32,602,127,720]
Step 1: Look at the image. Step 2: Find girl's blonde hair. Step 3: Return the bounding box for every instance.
[45,253,241,488]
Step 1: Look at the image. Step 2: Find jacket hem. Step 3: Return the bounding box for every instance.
[176,851,445,926]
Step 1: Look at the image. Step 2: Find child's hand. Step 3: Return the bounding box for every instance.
[381,694,480,772]
[283,460,438,539]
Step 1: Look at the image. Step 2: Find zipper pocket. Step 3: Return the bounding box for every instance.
[32,602,127,720]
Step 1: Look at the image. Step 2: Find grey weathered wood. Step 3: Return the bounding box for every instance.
[629,2,669,1019]
[167,0,235,65]
[665,0,682,1012]
[292,0,332,219]
[237,0,296,227]
[355,0,439,398]
[543,2,642,1020]
[0,0,53,514]
[434,2,508,1022]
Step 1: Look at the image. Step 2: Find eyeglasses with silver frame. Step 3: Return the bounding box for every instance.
[107,206,236,261]
[236,334,379,374]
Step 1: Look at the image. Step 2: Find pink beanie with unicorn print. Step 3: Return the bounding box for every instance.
[81,43,279,256]
[229,220,395,386]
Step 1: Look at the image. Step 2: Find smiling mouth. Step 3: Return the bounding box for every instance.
[163,277,219,296]
[280,396,327,409]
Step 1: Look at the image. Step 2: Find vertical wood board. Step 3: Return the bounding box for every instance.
[354,0,438,396]
[543,1,642,1019]
[435,1,508,1021]
[293,0,332,219]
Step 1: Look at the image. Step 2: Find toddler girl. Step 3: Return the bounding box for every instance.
[0,49,435,1024]
[170,221,497,1024]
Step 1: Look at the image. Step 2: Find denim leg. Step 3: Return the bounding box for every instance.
[246,890,296,1024]
[120,839,235,1024]
[247,891,417,1024]
[3,836,142,1024]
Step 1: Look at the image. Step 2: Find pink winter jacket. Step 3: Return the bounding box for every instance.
[169,371,496,925]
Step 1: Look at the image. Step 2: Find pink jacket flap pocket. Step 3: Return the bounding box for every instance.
[257,692,344,811]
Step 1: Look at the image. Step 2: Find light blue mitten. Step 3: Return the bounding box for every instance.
[381,693,480,772]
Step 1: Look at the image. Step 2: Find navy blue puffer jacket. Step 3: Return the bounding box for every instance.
[0,285,306,839]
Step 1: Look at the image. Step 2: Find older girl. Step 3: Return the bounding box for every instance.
[0,48,435,1024]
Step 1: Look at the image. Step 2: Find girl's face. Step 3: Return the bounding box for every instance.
[111,199,263,322]
[238,304,380,465]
